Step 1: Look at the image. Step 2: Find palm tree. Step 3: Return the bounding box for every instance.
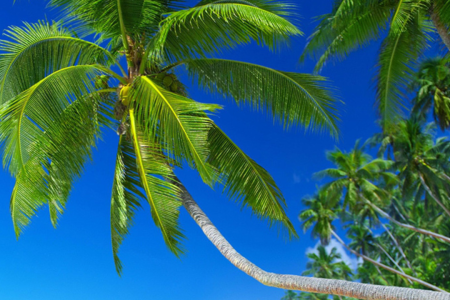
[282,290,300,300]
[299,190,340,245]
[411,57,450,130]
[392,117,450,217]
[303,245,353,280]
[0,0,338,273]
[301,0,450,127]
[1,0,449,299]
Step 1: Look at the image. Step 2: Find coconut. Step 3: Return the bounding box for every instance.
[163,75,174,87]
[120,85,131,106]
[170,80,180,92]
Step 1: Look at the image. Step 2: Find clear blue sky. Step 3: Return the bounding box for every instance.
[0,1,386,299]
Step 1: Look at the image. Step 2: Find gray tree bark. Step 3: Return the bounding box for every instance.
[173,178,450,300]
[431,6,450,52]
[365,200,450,244]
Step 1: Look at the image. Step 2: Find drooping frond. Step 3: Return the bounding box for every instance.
[182,59,339,135]
[110,136,144,275]
[50,0,162,41]
[152,2,302,61]
[130,76,221,185]
[0,65,103,175]
[9,91,103,237]
[376,16,429,127]
[194,0,294,16]
[207,124,296,238]
[129,110,185,257]
[0,21,113,103]
[301,0,391,72]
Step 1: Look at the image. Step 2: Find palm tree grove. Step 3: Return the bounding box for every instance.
[1,0,450,299]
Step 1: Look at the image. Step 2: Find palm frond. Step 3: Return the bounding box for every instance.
[152,2,302,61]
[110,136,144,275]
[9,90,103,237]
[0,21,114,103]
[376,16,429,127]
[207,124,296,238]
[130,76,221,185]
[182,59,339,135]
[0,65,103,175]
[50,0,162,41]
[129,109,185,257]
[301,0,390,73]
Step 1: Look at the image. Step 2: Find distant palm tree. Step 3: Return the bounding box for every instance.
[412,57,450,130]
[303,245,353,281]
[302,0,450,127]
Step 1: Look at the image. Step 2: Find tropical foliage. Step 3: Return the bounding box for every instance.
[0,0,341,276]
[301,0,450,127]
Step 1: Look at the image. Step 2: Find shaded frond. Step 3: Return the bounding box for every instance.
[376,9,429,126]
[0,21,113,103]
[50,0,162,41]
[129,110,185,257]
[182,59,339,135]
[9,91,103,236]
[301,0,390,73]
[130,76,221,185]
[0,65,103,175]
[153,2,302,61]
[207,124,296,238]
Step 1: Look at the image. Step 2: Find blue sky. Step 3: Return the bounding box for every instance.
[0,1,388,299]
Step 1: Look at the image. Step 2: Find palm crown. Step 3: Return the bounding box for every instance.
[0,0,340,275]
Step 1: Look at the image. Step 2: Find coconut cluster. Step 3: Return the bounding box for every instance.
[156,73,184,94]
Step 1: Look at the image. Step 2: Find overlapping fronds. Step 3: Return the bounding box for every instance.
[50,0,162,41]
[129,111,185,256]
[130,76,221,185]
[183,59,339,135]
[110,136,144,275]
[207,124,296,238]
[0,65,102,175]
[194,0,294,16]
[153,2,302,61]
[376,16,429,127]
[9,91,103,237]
[301,0,391,72]
[0,21,113,103]
[434,0,450,24]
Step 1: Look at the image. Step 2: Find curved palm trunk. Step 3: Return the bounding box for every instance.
[418,173,450,217]
[375,243,412,284]
[173,179,450,299]
[431,6,450,51]
[364,198,450,243]
[379,222,416,276]
[331,231,446,293]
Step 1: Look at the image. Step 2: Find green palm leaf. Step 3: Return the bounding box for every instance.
[9,91,103,236]
[153,2,302,61]
[376,19,429,126]
[130,76,221,185]
[181,58,339,135]
[207,124,296,237]
[0,21,114,103]
[50,0,162,42]
[0,65,103,174]
[110,135,144,275]
[129,109,185,257]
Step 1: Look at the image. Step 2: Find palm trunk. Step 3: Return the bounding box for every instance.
[431,6,450,51]
[331,231,446,293]
[379,222,416,276]
[173,178,450,300]
[418,173,450,217]
[375,243,412,284]
[364,198,450,243]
